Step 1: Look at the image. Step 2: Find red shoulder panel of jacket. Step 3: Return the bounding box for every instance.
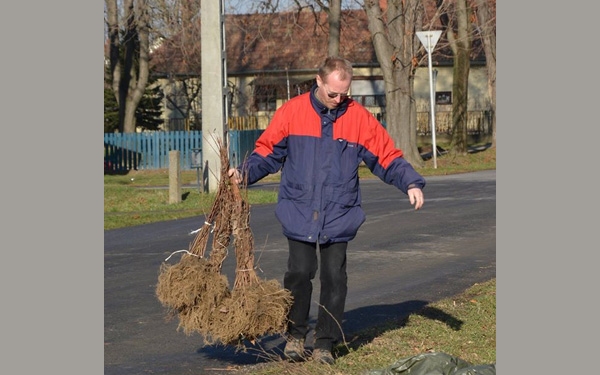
[254,93,321,157]
[333,101,403,169]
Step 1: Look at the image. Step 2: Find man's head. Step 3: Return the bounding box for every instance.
[315,56,353,109]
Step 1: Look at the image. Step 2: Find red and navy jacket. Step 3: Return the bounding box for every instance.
[239,84,426,244]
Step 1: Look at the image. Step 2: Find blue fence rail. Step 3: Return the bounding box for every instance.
[104,130,264,173]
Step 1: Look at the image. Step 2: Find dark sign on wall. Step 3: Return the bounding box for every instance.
[435,91,452,105]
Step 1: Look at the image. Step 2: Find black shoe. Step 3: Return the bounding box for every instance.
[312,348,335,364]
[283,337,305,362]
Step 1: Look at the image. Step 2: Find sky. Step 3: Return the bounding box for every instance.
[224,0,362,15]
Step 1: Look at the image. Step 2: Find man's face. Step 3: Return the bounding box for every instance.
[316,72,351,109]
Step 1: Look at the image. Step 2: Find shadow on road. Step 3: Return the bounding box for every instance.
[196,298,461,366]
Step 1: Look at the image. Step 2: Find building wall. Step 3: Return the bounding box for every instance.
[158,65,490,130]
[352,65,490,112]
[413,66,490,111]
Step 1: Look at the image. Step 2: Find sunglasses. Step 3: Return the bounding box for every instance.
[326,91,349,99]
[322,82,350,99]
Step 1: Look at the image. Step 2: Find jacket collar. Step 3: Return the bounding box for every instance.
[309,83,348,121]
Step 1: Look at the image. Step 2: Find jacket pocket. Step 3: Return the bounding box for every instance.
[275,183,315,239]
[322,187,365,240]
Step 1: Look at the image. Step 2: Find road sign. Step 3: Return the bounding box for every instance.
[416,30,443,169]
[416,30,442,53]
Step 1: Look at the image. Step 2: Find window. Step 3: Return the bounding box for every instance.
[435,91,452,105]
[252,77,315,112]
[253,85,278,111]
[354,95,386,108]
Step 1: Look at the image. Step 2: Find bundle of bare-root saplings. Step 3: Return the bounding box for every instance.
[156,140,293,347]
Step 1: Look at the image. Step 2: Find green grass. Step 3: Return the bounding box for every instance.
[104,145,496,374]
[417,146,497,176]
[104,170,279,230]
[236,279,496,375]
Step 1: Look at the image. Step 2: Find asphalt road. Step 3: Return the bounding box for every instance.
[104,170,496,374]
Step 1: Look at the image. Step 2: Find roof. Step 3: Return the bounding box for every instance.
[225,9,378,74]
[150,9,377,76]
[150,4,489,77]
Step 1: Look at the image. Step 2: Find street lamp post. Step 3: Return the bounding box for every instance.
[416,30,442,169]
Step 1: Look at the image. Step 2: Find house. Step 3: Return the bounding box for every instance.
[150,6,492,136]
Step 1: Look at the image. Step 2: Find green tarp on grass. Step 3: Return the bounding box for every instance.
[365,352,496,375]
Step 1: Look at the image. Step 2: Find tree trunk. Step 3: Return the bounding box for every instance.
[105,0,150,133]
[475,0,496,148]
[443,0,472,155]
[450,46,470,154]
[305,0,341,56]
[364,0,424,167]
[327,0,341,57]
[106,0,121,118]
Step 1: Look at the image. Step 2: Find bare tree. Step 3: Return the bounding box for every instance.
[311,0,342,56]
[149,0,203,129]
[474,0,495,148]
[150,0,202,70]
[363,0,425,167]
[105,0,151,133]
[437,0,472,155]
[162,78,202,130]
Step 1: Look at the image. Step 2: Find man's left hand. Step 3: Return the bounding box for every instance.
[407,188,424,210]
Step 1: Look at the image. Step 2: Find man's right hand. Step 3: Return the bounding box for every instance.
[228,168,242,184]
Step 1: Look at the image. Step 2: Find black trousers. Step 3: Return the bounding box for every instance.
[283,238,348,351]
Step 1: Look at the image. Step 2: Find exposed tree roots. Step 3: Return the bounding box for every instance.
[155,138,292,347]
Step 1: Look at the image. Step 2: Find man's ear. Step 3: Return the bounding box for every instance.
[315,74,323,87]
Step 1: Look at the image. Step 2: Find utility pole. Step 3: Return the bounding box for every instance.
[201,0,228,192]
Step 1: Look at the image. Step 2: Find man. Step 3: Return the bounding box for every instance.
[229,56,425,364]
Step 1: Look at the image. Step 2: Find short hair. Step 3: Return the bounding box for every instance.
[318,56,353,82]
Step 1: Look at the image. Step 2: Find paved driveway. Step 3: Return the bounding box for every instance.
[105,170,496,374]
